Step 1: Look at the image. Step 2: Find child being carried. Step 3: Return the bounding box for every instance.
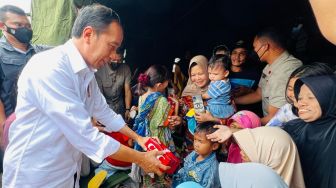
[202,55,235,118]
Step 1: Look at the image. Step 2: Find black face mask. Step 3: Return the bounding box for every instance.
[254,44,267,62]
[5,24,33,44]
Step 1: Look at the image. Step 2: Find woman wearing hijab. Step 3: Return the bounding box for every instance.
[168,55,210,154]
[170,54,234,124]
[233,126,305,188]
[181,55,209,97]
[207,126,305,187]
[283,75,336,188]
[219,162,288,188]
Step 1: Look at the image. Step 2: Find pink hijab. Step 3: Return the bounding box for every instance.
[227,111,261,163]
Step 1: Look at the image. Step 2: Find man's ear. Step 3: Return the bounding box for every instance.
[0,22,6,30]
[264,43,270,51]
[82,26,94,44]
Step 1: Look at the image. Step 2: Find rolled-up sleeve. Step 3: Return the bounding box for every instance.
[91,78,125,132]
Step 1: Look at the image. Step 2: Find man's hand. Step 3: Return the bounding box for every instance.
[137,150,170,176]
[195,110,215,123]
[108,145,169,176]
[141,151,169,176]
[206,125,233,143]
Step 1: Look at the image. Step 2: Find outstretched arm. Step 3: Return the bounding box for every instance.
[234,87,262,105]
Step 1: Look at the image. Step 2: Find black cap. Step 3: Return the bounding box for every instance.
[232,40,248,50]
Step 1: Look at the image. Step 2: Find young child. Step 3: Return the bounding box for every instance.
[202,54,235,118]
[172,122,221,188]
[226,110,261,163]
[131,64,175,187]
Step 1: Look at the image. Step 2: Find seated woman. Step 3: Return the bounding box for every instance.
[266,62,334,127]
[283,75,336,188]
[207,126,305,188]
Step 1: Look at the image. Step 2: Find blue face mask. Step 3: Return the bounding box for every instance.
[5,24,33,44]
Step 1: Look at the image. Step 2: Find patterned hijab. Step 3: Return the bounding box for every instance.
[181,55,209,96]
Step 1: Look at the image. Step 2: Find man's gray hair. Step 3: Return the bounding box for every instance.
[71,4,120,38]
[0,5,26,22]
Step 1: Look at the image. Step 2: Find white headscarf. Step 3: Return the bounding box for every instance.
[219,162,289,188]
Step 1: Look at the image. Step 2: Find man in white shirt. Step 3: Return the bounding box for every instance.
[3,4,168,188]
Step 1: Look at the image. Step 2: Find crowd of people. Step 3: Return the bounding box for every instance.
[0,3,336,188]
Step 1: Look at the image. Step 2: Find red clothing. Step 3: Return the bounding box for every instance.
[105,132,132,167]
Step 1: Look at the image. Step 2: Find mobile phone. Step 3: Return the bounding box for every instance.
[192,95,205,113]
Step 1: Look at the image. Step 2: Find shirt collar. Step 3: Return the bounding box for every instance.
[63,39,97,74]
[190,151,216,165]
[0,36,35,54]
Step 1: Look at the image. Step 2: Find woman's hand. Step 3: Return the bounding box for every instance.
[206,125,233,143]
[195,110,215,123]
[131,106,138,112]
[168,115,183,127]
[125,110,131,122]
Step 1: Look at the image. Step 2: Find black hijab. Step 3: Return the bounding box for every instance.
[283,75,336,188]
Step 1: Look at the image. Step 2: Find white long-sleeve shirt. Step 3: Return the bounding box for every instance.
[3,40,125,188]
